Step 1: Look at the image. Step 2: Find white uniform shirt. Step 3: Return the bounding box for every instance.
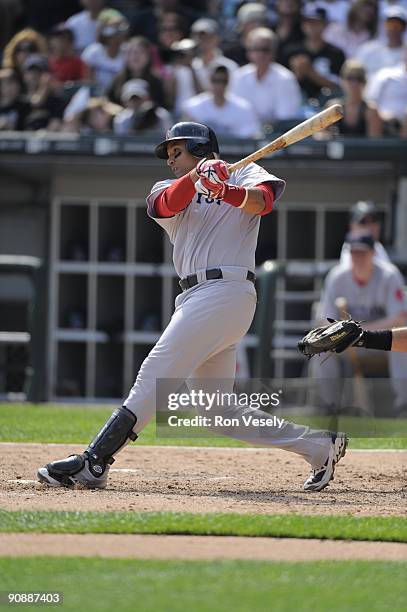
[319,259,407,322]
[66,10,99,53]
[146,163,285,278]
[365,64,407,120]
[355,40,405,78]
[182,92,262,138]
[81,42,126,92]
[230,63,302,123]
[170,65,199,117]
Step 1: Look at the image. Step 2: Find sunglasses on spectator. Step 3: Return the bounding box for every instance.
[247,47,272,53]
[16,43,37,53]
[211,77,228,84]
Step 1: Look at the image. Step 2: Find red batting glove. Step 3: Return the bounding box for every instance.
[196,158,229,186]
[195,176,226,199]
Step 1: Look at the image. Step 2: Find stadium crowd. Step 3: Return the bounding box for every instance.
[0,0,407,138]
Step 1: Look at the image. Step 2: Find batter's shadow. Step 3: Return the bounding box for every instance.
[105,484,404,504]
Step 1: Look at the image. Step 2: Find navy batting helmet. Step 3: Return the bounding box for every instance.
[155,122,219,159]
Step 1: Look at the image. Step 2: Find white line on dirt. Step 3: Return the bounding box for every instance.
[7,480,37,484]
[110,468,140,473]
[7,473,234,483]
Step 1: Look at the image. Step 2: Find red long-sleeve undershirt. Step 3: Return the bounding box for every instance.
[257,183,274,216]
[153,174,275,218]
[154,173,196,218]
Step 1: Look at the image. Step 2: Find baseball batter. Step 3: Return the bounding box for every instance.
[38,122,347,492]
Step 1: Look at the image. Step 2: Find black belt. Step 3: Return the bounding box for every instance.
[179,268,255,291]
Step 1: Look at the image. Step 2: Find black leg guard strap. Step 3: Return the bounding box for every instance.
[85,407,137,477]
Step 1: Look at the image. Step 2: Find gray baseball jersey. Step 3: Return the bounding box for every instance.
[146,162,285,278]
[319,259,407,322]
[315,259,407,407]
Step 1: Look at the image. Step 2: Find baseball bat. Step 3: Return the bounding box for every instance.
[335,297,370,417]
[228,104,343,172]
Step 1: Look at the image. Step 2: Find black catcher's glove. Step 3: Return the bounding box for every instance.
[298,318,364,358]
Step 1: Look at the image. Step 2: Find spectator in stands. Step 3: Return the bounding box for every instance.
[273,0,305,66]
[378,0,407,40]
[231,27,302,127]
[48,24,89,85]
[2,29,48,81]
[66,0,106,53]
[313,231,407,413]
[113,78,171,135]
[165,38,203,116]
[223,2,269,66]
[182,64,262,138]
[355,5,407,77]
[284,4,345,102]
[108,36,166,108]
[190,17,238,89]
[340,200,391,265]
[0,68,30,130]
[81,9,129,93]
[323,0,379,58]
[73,95,121,133]
[321,60,378,137]
[365,45,407,137]
[21,54,65,130]
[130,0,202,44]
[156,11,189,65]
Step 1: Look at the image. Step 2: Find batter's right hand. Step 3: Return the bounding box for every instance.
[195,177,226,199]
[196,158,229,185]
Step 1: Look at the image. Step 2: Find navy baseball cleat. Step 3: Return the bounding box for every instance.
[37,453,110,489]
[303,432,348,492]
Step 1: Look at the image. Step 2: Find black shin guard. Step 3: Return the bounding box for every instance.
[85,406,137,477]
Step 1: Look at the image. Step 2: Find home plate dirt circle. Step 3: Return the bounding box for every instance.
[0,443,405,516]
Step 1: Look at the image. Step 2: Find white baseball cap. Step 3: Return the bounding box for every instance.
[121,79,149,103]
[191,18,218,35]
[384,5,407,23]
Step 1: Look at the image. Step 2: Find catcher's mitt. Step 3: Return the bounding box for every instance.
[298,318,364,358]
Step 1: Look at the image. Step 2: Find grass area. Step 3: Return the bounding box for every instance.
[0,404,406,448]
[1,511,406,542]
[0,557,406,612]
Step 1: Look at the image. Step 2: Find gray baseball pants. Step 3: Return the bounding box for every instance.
[124,280,331,467]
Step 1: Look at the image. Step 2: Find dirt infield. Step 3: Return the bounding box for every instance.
[0,443,405,516]
[1,533,406,561]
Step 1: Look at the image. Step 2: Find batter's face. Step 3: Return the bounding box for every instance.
[166,140,198,177]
